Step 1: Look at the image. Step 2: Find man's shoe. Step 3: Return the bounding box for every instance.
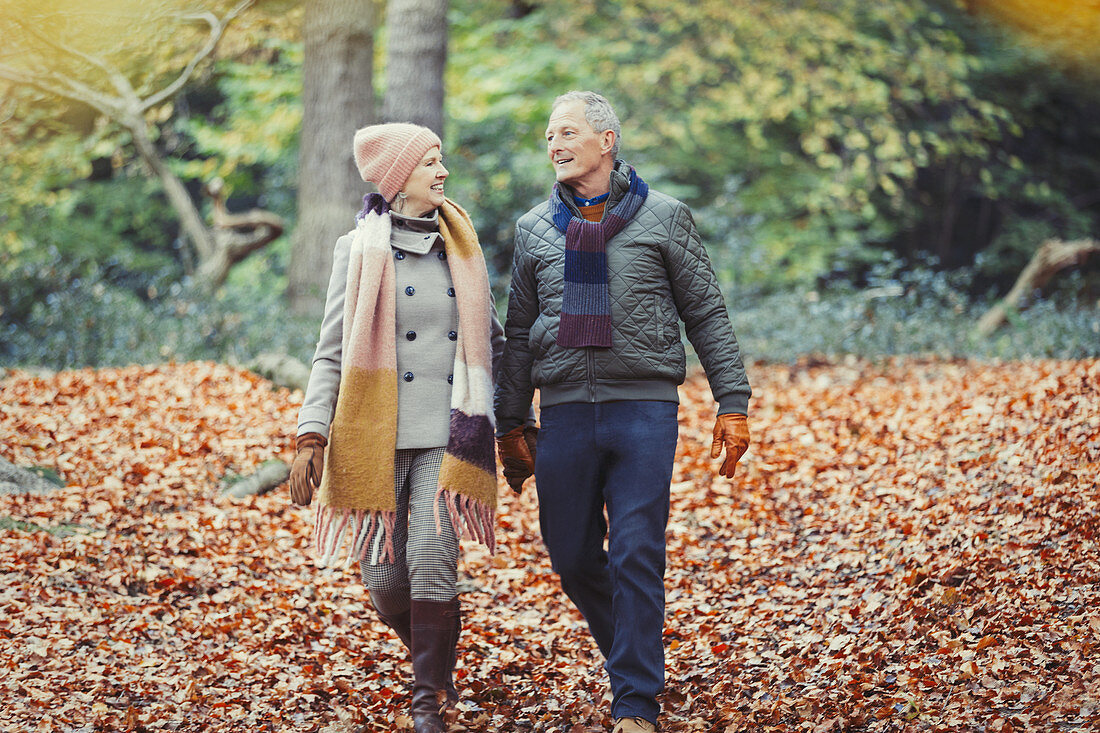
[613,717,658,733]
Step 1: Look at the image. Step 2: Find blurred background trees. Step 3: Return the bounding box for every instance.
[0,0,273,291]
[1,0,1098,369]
[289,0,375,315]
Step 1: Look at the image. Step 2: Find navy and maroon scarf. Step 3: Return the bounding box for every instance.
[550,164,649,348]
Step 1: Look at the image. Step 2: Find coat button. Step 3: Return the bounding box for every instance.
[437,251,447,260]
[446,287,455,297]
[448,330,457,341]
[394,250,406,260]
[447,374,453,384]
[406,330,416,341]
[404,372,414,382]
[405,286,415,296]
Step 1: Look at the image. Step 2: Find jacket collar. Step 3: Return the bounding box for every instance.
[556,159,632,219]
[390,208,438,232]
[389,209,442,254]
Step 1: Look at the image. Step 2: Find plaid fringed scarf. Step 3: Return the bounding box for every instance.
[314,194,498,567]
[551,163,649,348]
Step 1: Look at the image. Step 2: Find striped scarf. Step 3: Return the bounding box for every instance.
[314,194,498,567]
[551,163,649,348]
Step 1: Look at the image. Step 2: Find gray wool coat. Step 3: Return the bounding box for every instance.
[297,210,506,449]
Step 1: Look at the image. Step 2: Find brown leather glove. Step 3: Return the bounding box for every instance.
[496,425,537,494]
[290,432,327,506]
[711,413,749,479]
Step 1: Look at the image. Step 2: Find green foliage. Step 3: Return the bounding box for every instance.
[953,32,1100,281]
[0,103,182,326]
[447,0,1100,291]
[445,3,595,278]
[0,517,83,535]
[17,466,66,487]
[0,33,301,361]
[173,39,303,216]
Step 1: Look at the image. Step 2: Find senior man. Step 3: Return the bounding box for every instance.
[494,90,753,733]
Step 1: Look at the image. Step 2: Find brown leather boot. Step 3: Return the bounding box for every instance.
[368,591,412,650]
[377,606,413,649]
[443,603,460,705]
[410,599,460,733]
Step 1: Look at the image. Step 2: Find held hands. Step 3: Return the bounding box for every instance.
[496,425,538,494]
[711,413,750,479]
[290,432,327,506]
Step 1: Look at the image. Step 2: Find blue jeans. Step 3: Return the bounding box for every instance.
[535,400,679,723]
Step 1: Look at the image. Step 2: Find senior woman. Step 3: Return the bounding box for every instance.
[288,122,501,733]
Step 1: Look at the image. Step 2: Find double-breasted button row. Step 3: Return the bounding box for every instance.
[404,329,456,342]
[405,285,456,298]
[403,372,454,383]
[392,239,457,400]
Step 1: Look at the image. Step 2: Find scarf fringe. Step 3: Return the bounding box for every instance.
[436,487,497,556]
[314,505,398,567]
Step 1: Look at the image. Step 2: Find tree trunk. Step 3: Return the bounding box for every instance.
[974,238,1100,337]
[381,0,448,137]
[128,114,218,273]
[288,0,377,317]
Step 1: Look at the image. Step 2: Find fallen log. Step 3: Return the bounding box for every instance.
[974,238,1100,337]
[245,351,310,393]
[0,457,64,495]
[221,459,291,499]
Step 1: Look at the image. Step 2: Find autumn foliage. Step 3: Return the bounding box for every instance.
[2,359,1098,732]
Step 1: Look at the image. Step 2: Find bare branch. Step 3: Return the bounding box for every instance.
[0,97,15,126]
[208,178,285,260]
[0,64,38,88]
[10,15,137,103]
[0,63,122,118]
[4,1,255,114]
[143,0,255,111]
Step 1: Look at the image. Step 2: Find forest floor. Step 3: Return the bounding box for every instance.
[1,358,1098,732]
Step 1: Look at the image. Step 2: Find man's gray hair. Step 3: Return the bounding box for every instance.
[552,90,621,157]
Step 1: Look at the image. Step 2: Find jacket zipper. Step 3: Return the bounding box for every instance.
[586,347,596,402]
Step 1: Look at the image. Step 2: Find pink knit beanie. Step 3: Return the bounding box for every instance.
[352,122,442,202]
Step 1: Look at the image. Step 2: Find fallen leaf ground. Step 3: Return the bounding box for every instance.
[1,359,1098,732]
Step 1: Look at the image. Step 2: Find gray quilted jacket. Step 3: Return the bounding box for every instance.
[495,162,751,434]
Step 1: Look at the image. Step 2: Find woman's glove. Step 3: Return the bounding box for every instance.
[711,413,750,479]
[290,432,327,506]
[496,425,538,494]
